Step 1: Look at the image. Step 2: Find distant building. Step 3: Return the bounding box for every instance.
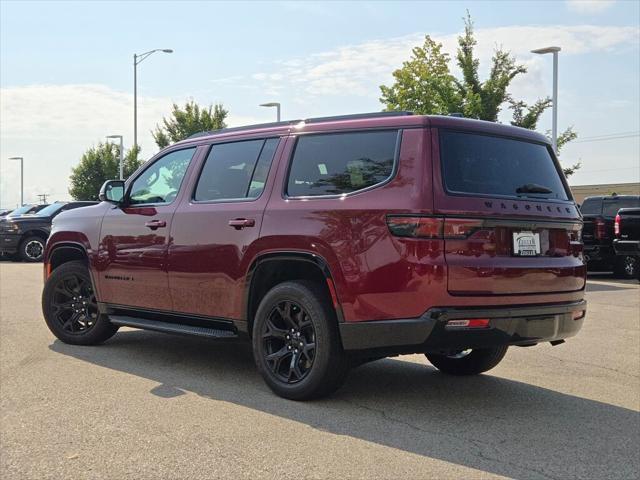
[570,182,640,205]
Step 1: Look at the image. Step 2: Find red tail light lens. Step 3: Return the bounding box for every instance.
[614,214,621,236]
[595,218,606,239]
[443,218,484,239]
[386,216,443,238]
[387,216,485,239]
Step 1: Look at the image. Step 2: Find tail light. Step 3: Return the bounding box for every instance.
[614,214,621,236]
[386,216,484,239]
[386,216,443,238]
[595,218,607,239]
[568,226,583,256]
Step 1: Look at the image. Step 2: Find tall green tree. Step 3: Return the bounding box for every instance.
[380,13,579,176]
[69,143,142,201]
[153,101,228,148]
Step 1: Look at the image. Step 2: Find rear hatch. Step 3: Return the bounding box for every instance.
[434,128,584,296]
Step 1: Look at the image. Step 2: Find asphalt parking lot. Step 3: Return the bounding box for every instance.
[1,263,638,480]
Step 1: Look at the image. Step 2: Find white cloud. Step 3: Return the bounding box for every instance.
[0,84,261,207]
[250,24,638,104]
[566,0,616,14]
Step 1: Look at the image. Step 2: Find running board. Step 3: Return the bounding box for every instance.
[109,315,238,339]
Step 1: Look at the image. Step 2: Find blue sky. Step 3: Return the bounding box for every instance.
[1,0,639,207]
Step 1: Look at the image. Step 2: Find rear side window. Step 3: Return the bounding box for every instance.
[287,130,398,197]
[602,198,640,217]
[194,138,278,202]
[440,131,569,201]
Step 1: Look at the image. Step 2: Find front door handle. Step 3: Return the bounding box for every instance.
[228,218,255,230]
[145,220,167,230]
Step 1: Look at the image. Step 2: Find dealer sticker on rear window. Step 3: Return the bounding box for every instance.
[512,231,541,256]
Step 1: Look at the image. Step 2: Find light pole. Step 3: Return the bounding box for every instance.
[260,102,281,122]
[9,157,24,206]
[134,48,173,149]
[531,46,561,153]
[106,135,124,180]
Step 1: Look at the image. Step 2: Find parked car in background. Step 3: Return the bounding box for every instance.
[42,113,586,400]
[0,201,97,262]
[2,204,49,220]
[580,194,640,278]
[614,207,640,279]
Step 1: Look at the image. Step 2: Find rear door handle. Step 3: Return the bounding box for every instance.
[228,218,255,230]
[145,220,167,230]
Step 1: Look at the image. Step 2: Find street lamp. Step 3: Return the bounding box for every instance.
[260,102,281,122]
[8,157,23,206]
[134,48,173,149]
[106,135,124,180]
[531,46,561,153]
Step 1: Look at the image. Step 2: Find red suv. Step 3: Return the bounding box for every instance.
[42,112,586,400]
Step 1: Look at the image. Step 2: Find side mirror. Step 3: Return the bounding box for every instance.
[99,180,125,204]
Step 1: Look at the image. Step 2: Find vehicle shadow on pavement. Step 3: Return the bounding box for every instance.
[50,332,639,480]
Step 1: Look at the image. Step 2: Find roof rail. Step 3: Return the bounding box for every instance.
[304,111,413,124]
[184,111,414,140]
[185,120,302,140]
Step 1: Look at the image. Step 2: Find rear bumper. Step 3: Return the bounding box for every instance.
[0,234,20,254]
[339,300,586,354]
[613,240,640,256]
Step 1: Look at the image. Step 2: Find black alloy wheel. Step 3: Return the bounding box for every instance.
[261,300,316,384]
[50,271,99,335]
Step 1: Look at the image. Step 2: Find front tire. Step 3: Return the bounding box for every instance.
[426,345,508,376]
[252,281,349,400]
[42,260,118,345]
[19,236,45,262]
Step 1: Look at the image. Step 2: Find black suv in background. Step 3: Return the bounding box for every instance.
[1,203,49,219]
[580,194,640,278]
[0,201,97,262]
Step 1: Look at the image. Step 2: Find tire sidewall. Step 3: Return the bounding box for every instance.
[252,282,339,399]
[20,236,45,262]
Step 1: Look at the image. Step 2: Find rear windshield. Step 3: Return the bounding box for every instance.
[440,131,569,201]
[579,198,601,215]
[602,198,640,217]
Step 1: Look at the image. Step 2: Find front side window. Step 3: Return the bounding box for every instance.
[440,131,569,201]
[286,130,398,197]
[194,138,278,202]
[129,148,195,205]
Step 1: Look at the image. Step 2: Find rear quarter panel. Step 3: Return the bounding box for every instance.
[259,128,440,322]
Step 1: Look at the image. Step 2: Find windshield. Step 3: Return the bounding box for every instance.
[35,203,65,217]
[440,131,569,201]
[7,205,35,217]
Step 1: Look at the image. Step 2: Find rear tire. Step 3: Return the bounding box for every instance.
[252,280,349,400]
[42,260,118,345]
[614,255,638,279]
[19,236,45,262]
[426,345,508,376]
